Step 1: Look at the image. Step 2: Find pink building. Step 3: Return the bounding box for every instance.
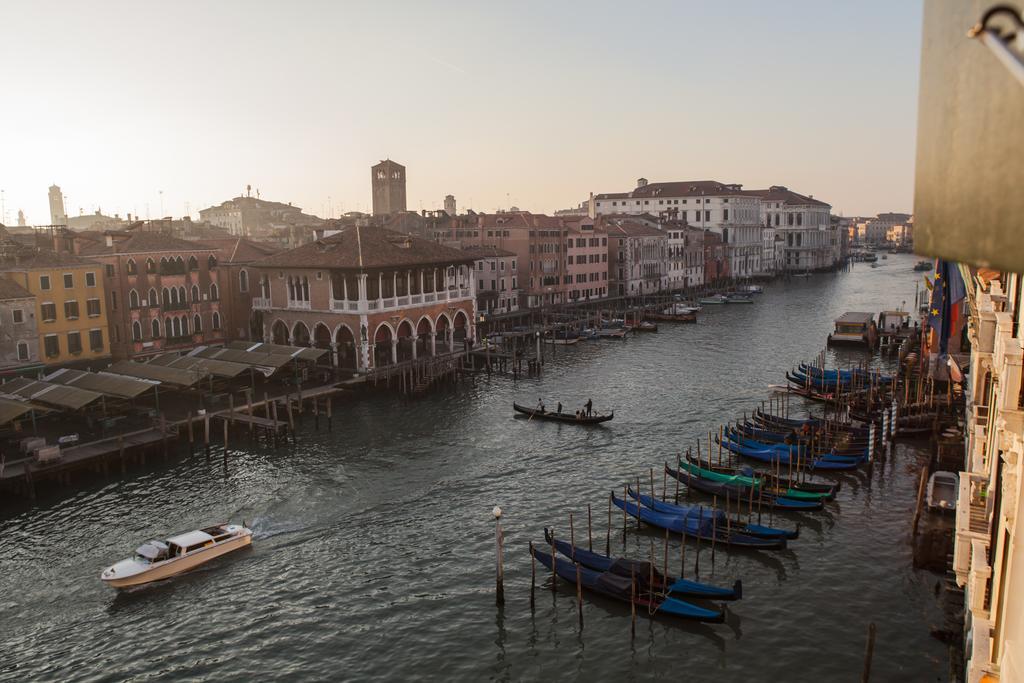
[565,218,609,302]
[461,245,520,315]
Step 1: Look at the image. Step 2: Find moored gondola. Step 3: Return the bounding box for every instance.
[543,529,743,601]
[610,491,788,550]
[669,461,831,504]
[628,488,801,538]
[513,402,613,424]
[530,546,725,622]
[682,454,840,497]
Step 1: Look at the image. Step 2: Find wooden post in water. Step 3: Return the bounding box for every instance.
[550,528,557,592]
[912,468,928,536]
[587,504,593,552]
[286,397,296,442]
[493,506,504,606]
[711,496,718,565]
[569,512,575,557]
[621,486,627,546]
[314,398,320,431]
[575,562,583,630]
[529,541,536,608]
[222,417,229,469]
[606,494,612,556]
[326,396,333,431]
[630,566,637,639]
[186,412,194,454]
[204,413,211,460]
[118,435,126,475]
[861,623,877,682]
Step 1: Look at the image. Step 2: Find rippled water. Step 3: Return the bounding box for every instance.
[0,254,948,682]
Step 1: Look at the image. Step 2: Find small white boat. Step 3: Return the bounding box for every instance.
[698,294,728,305]
[100,523,253,588]
[742,285,764,294]
[663,304,700,315]
[926,472,959,513]
[726,293,754,304]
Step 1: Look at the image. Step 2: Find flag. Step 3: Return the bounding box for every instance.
[948,355,963,383]
[927,259,966,356]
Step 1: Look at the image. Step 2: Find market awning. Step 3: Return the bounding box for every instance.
[150,352,249,379]
[0,396,36,425]
[44,368,158,399]
[0,377,104,410]
[191,346,293,377]
[106,360,208,388]
[228,341,327,362]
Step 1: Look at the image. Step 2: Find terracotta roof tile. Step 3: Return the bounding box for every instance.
[743,186,831,208]
[0,278,34,299]
[251,226,474,270]
[78,232,217,256]
[197,237,279,263]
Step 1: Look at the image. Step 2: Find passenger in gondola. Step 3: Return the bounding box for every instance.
[537,398,545,413]
[575,410,581,420]
[585,398,593,417]
[784,428,798,445]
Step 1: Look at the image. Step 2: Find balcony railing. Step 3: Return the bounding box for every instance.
[252,296,271,310]
[287,299,311,310]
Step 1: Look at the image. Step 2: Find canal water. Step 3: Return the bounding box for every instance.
[0,254,948,682]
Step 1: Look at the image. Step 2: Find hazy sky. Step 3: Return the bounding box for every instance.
[1,0,922,225]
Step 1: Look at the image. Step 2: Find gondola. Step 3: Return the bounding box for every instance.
[724,430,867,463]
[543,529,743,601]
[797,363,893,384]
[736,421,871,450]
[716,437,861,471]
[683,454,839,497]
[610,492,788,550]
[529,546,725,622]
[512,403,613,424]
[753,409,871,437]
[665,463,825,511]
[627,488,801,538]
[672,459,833,502]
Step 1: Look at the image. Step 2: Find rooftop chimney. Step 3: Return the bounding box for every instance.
[637,177,648,188]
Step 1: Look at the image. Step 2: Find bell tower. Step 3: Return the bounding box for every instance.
[371,159,407,216]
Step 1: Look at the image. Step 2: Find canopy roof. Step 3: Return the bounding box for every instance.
[0,396,35,425]
[106,360,208,388]
[192,346,294,376]
[835,312,875,325]
[228,341,326,362]
[0,377,103,410]
[149,352,249,379]
[166,530,214,548]
[45,368,157,399]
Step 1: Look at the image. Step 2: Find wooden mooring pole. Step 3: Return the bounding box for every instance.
[861,623,877,682]
[493,506,504,606]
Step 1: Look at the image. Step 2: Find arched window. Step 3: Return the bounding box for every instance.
[146,258,155,273]
[180,316,189,335]
[126,258,137,275]
[162,288,170,306]
[239,269,249,293]
[178,286,186,304]
[129,289,139,308]
[260,275,270,298]
[191,285,200,302]
[188,255,199,271]
[170,287,178,305]
[302,277,309,301]
[148,288,157,306]
[17,341,29,360]
[193,314,202,332]
[160,257,168,272]
[132,320,142,341]
[210,283,219,301]
[171,317,181,338]
[165,317,172,337]
[212,311,221,330]
[175,256,184,272]
[208,255,218,269]
[151,318,161,338]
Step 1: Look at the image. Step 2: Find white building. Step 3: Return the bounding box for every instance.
[746,186,834,272]
[593,179,762,278]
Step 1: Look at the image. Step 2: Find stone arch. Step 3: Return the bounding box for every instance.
[129,289,140,309]
[334,323,357,370]
[292,320,311,347]
[396,318,415,362]
[193,314,203,333]
[453,309,469,344]
[188,255,199,271]
[191,284,200,303]
[210,283,219,301]
[271,319,289,345]
[151,318,161,338]
[435,313,451,352]
[126,258,137,275]
[313,321,331,349]
[148,288,157,307]
[146,258,155,273]
[416,316,434,357]
[373,321,395,367]
[239,269,249,293]
[132,320,142,341]
[212,311,221,330]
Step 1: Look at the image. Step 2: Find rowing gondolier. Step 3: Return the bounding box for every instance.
[585,398,593,417]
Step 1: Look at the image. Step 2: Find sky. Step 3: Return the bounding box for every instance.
[0,0,922,225]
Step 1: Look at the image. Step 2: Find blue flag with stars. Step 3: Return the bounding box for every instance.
[927,259,966,355]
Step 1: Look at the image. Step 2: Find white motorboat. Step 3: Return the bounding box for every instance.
[698,294,728,305]
[100,523,252,588]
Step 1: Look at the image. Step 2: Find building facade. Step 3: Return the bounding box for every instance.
[199,237,279,343]
[0,249,110,366]
[462,245,519,316]
[199,195,323,239]
[75,231,226,360]
[250,226,476,371]
[955,272,1023,682]
[604,218,667,297]
[664,223,705,289]
[593,179,762,277]
[565,218,609,302]
[0,278,39,372]
[747,186,835,272]
[48,184,67,226]
[371,159,407,216]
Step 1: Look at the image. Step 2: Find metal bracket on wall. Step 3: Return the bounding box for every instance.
[968,5,1024,86]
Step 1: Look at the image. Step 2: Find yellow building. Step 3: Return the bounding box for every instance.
[0,249,111,366]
